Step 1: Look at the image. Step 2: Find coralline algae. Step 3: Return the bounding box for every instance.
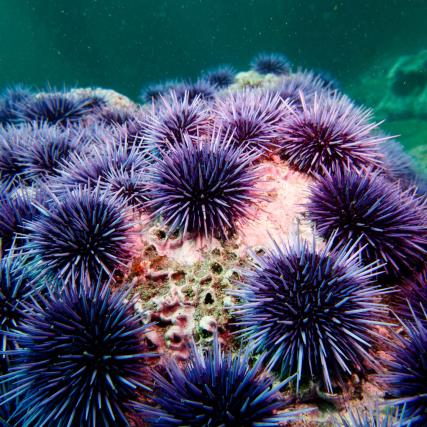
[0,55,426,426]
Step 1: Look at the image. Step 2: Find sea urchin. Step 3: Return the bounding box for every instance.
[0,276,154,427]
[144,131,261,239]
[232,233,389,393]
[136,337,305,426]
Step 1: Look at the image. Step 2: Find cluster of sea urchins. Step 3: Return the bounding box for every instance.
[0,51,426,426]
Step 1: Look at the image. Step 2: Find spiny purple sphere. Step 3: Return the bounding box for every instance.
[251,52,292,75]
[201,65,236,89]
[145,131,260,239]
[18,124,82,183]
[214,89,288,155]
[308,168,427,280]
[1,277,153,427]
[0,186,44,252]
[279,92,385,175]
[17,92,94,126]
[144,91,210,152]
[24,184,133,282]
[136,337,305,426]
[232,234,388,393]
[382,310,427,426]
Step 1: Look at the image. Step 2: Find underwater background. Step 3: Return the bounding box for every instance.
[1,0,427,158]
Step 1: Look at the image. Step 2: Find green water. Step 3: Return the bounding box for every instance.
[1,0,427,154]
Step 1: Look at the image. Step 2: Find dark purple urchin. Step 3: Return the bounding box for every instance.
[145,131,260,239]
[275,70,335,108]
[140,80,180,104]
[173,79,217,102]
[307,168,427,280]
[0,186,45,252]
[23,184,133,282]
[0,276,154,427]
[0,126,32,189]
[95,106,136,127]
[200,65,236,89]
[0,84,33,126]
[18,124,82,183]
[136,337,305,427]
[381,309,427,426]
[396,270,427,322]
[250,52,292,75]
[143,91,210,152]
[0,251,35,353]
[17,92,94,126]
[213,88,288,155]
[279,92,385,175]
[231,234,389,393]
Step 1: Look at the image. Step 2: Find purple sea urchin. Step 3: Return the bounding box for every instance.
[251,52,292,75]
[275,70,334,108]
[232,233,388,393]
[381,309,427,426]
[0,187,44,252]
[334,404,409,427]
[0,85,33,126]
[144,91,210,152]
[0,251,35,353]
[136,337,305,426]
[201,65,236,89]
[17,92,93,126]
[0,277,154,427]
[173,79,217,102]
[307,168,427,280]
[140,80,180,104]
[18,124,81,183]
[145,131,260,239]
[214,88,287,155]
[279,92,385,174]
[0,126,31,189]
[396,270,427,323]
[24,184,133,282]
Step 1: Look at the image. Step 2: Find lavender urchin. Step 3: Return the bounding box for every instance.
[96,106,136,128]
[144,131,261,239]
[55,135,147,189]
[214,88,288,155]
[0,187,44,252]
[231,233,389,393]
[24,184,133,282]
[279,92,385,175]
[334,404,410,427]
[143,91,210,152]
[18,124,82,183]
[381,309,427,426]
[307,168,427,280]
[17,92,93,126]
[0,276,154,427]
[136,337,305,426]
[201,65,236,89]
[100,166,148,208]
[251,52,292,75]
[275,70,334,108]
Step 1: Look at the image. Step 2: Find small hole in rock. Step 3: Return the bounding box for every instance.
[204,293,214,304]
[210,262,223,274]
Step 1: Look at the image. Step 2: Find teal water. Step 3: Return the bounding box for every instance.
[1,0,427,154]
